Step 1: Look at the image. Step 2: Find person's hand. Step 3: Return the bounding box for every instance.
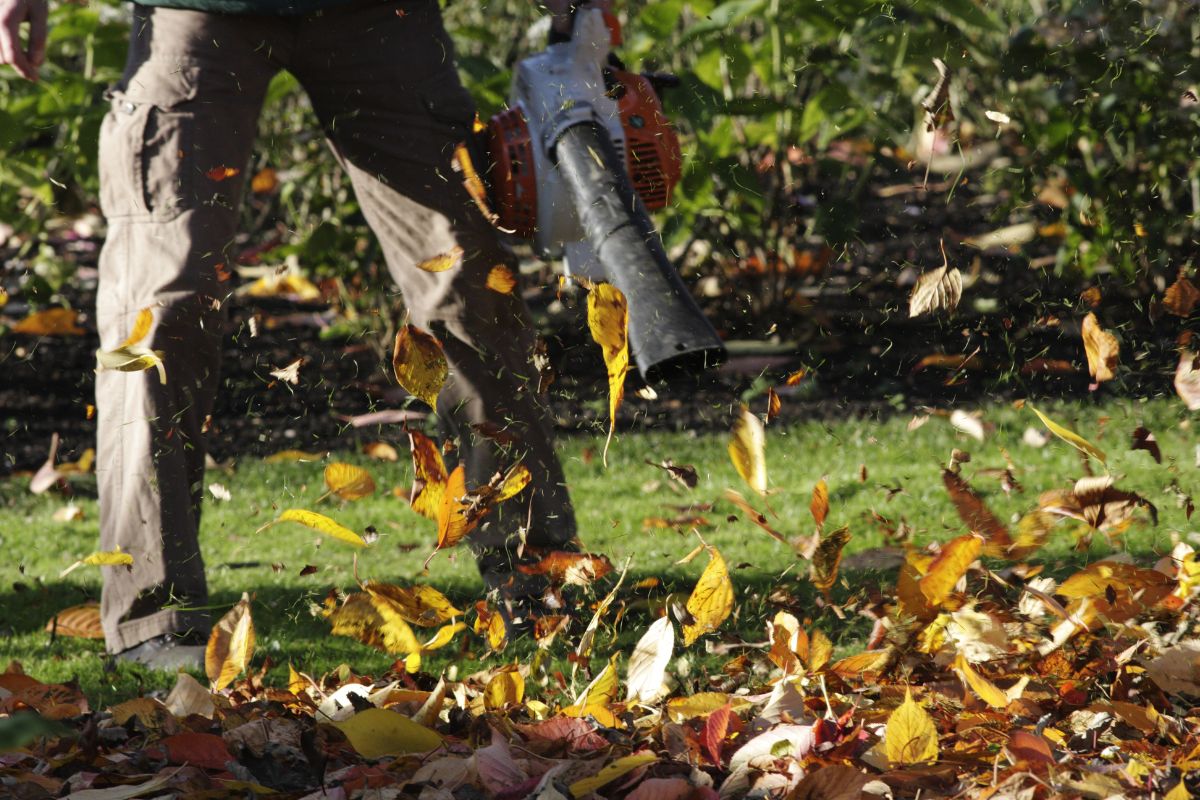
[545,1,613,36]
[0,0,48,81]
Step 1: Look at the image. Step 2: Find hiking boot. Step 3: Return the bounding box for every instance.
[114,632,206,671]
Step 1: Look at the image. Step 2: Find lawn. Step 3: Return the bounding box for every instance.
[0,397,1189,707]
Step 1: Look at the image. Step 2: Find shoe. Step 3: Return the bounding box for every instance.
[114,632,206,671]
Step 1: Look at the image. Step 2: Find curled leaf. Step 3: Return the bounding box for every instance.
[587,282,629,466]
[1081,312,1119,383]
[728,405,767,495]
[486,265,517,294]
[324,463,376,501]
[909,265,963,318]
[415,246,464,273]
[266,509,368,548]
[1029,405,1106,463]
[682,548,734,645]
[206,593,255,691]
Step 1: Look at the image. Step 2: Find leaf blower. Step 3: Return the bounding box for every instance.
[468,5,726,382]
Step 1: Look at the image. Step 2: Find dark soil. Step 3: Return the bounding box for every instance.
[1,155,1186,476]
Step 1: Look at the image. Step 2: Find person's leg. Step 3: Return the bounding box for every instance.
[96,7,281,653]
[290,1,577,588]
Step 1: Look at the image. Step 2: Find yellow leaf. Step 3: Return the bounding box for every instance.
[586,282,629,466]
[409,430,447,520]
[1029,405,1106,463]
[953,654,1009,709]
[206,593,255,691]
[245,272,321,301]
[728,405,767,495]
[436,465,471,550]
[329,592,422,654]
[919,535,981,608]
[494,463,531,503]
[269,509,367,547]
[119,308,154,348]
[287,664,307,695]
[12,307,85,336]
[885,689,939,765]
[82,549,134,567]
[682,548,734,645]
[807,628,833,672]
[324,462,376,501]
[484,669,525,710]
[96,344,167,384]
[361,441,399,462]
[263,449,326,463]
[363,582,463,627]
[1165,781,1191,800]
[334,707,442,758]
[573,656,619,709]
[392,324,447,410]
[810,526,850,598]
[415,245,464,273]
[421,621,464,652]
[666,692,753,722]
[897,550,935,619]
[1081,312,1119,383]
[486,609,507,651]
[486,265,517,294]
[569,752,658,798]
[250,167,278,194]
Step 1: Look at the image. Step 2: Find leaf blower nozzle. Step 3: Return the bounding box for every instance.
[553,123,726,382]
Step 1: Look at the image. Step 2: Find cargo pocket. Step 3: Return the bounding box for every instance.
[99,62,199,222]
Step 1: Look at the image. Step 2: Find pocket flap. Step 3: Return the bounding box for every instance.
[115,61,200,109]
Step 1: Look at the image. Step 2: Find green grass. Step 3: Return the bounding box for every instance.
[0,398,1191,706]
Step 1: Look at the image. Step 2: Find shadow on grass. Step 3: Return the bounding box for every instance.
[0,539,1171,706]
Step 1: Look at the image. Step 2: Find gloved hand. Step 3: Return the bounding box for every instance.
[0,0,48,81]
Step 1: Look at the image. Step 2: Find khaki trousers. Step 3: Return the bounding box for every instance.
[97,0,576,653]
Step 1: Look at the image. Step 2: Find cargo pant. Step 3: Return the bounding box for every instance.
[96,0,576,653]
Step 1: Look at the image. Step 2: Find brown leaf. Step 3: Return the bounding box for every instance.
[392,325,447,410]
[646,459,698,489]
[702,703,734,765]
[810,526,850,598]
[408,430,448,520]
[1081,312,1119,382]
[1163,273,1200,317]
[361,441,399,462]
[12,308,85,336]
[516,551,614,586]
[723,489,787,545]
[941,470,1011,557]
[45,603,103,639]
[269,358,303,385]
[1131,426,1161,463]
[205,166,239,181]
[206,593,255,691]
[250,167,277,194]
[765,387,781,423]
[790,765,871,800]
[1065,475,1156,532]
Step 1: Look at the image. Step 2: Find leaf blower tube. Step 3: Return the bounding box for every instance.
[552,122,726,382]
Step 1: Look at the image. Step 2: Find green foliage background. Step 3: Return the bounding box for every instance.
[0,0,1196,303]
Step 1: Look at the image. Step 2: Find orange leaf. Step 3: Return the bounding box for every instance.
[250,167,278,194]
[810,479,829,530]
[435,464,471,550]
[1163,273,1200,317]
[486,265,517,294]
[409,430,448,520]
[12,308,85,336]
[205,166,239,181]
[919,535,981,608]
[765,387,781,423]
[392,324,447,410]
[45,603,103,639]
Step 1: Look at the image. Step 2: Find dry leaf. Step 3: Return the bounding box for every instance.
[206,593,255,691]
[435,464,471,551]
[1081,312,1119,382]
[250,167,277,194]
[941,470,1010,556]
[1175,350,1200,410]
[921,58,953,130]
[45,603,103,639]
[765,387,781,423]
[362,441,399,462]
[270,358,303,385]
[1029,405,1106,463]
[587,282,629,466]
[728,405,767,495]
[810,479,829,530]
[486,265,517,294]
[682,548,734,645]
[266,509,368,547]
[885,689,939,765]
[909,265,963,318]
[12,307,85,336]
[205,166,239,181]
[1163,274,1200,317]
[392,325,447,410]
[919,534,981,607]
[409,430,448,520]
[415,246,464,273]
[324,463,376,501]
[625,617,674,704]
[810,526,850,598]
